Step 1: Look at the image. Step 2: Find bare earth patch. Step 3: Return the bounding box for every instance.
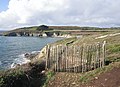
[82,67,120,87]
[47,67,120,87]
[47,72,82,87]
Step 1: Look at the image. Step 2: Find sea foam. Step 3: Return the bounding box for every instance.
[11,54,30,68]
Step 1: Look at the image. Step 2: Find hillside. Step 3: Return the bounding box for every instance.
[0,27,120,87]
[47,62,120,87]
[0,31,7,36]
[3,25,120,37]
[46,31,120,87]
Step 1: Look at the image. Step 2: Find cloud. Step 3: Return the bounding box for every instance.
[0,0,120,30]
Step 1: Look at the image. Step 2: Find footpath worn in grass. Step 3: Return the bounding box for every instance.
[47,62,120,87]
[79,62,116,83]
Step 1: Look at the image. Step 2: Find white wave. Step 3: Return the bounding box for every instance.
[10,51,40,68]
[10,63,17,68]
[31,51,40,54]
[11,54,30,68]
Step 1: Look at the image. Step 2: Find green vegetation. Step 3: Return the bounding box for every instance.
[108,44,120,53]
[74,32,120,84]
[1,26,120,87]
[53,37,77,45]
[0,59,46,87]
[36,25,49,31]
[0,68,26,87]
[3,25,120,36]
[80,62,120,83]
[46,29,120,86]
[42,71,55,87]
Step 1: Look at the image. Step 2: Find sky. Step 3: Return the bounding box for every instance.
[0,0,120,30]
[0,0,9,12]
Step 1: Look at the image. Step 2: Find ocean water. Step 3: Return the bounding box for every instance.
[0,36,63,70]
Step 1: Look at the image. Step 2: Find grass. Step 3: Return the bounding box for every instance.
[0,68,24,77]
[79,33,120,83]
[47,32,120,86]
[106,44,120,64]
[0,57,46,87]
[46,31,120,86]
[107,44,120,53]
[53,37,77,45]
[79,62,120,83]
[1,29,120,87]
[28,27,37,31]
[0,68,25,87]
[42,71,55,87]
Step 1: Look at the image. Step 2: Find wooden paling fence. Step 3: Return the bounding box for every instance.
[45,41,106,73]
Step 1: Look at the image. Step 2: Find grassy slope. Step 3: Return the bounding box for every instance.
[0,28,120,87]
[47,62,120,87]
[46,30,120,87]
[0,61,47,87]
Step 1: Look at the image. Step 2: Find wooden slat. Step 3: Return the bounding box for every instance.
[102,41,106,67]
[45,41,106,73]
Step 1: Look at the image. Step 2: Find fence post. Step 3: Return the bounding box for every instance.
[62,45,66,72]
[69,46,71,72]
[65,45,68,72]
[68,46,70,72]
[91,45,95,70]
[45,45,48,70]
[58,45,61,72]
[102,41,106,67]
[90,45,93,70]
[96,43,99,68]
[55,45,57,72]
[73,45,75,73]
[99,43,101,68]
[86,45,89,71]
[82,44,85,73]
[80,46,83,73]
[46,44,50,70]
[84,44,87,72]
[61,45,63,72]
[56,45,58,72]
[53,45,55,72]
[50,45,53,69]
[77,45,79,73]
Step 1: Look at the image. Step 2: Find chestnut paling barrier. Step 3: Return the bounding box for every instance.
[45,41,106,73]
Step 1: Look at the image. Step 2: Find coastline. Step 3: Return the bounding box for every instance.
[10,48,46,69]
[9,36,76,69]
[0,37,77,87]
[0,36,65,70]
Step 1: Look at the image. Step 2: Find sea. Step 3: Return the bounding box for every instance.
[0,36,63,70]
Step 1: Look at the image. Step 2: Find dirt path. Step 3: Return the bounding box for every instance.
[47,67,120,87]
[82,67,120,87]
[47,72,82,87]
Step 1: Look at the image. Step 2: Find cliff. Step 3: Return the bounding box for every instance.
[3,25,114,37]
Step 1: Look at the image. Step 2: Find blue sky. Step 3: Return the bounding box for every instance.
[0,0,9,12]
[0,0,120,30]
